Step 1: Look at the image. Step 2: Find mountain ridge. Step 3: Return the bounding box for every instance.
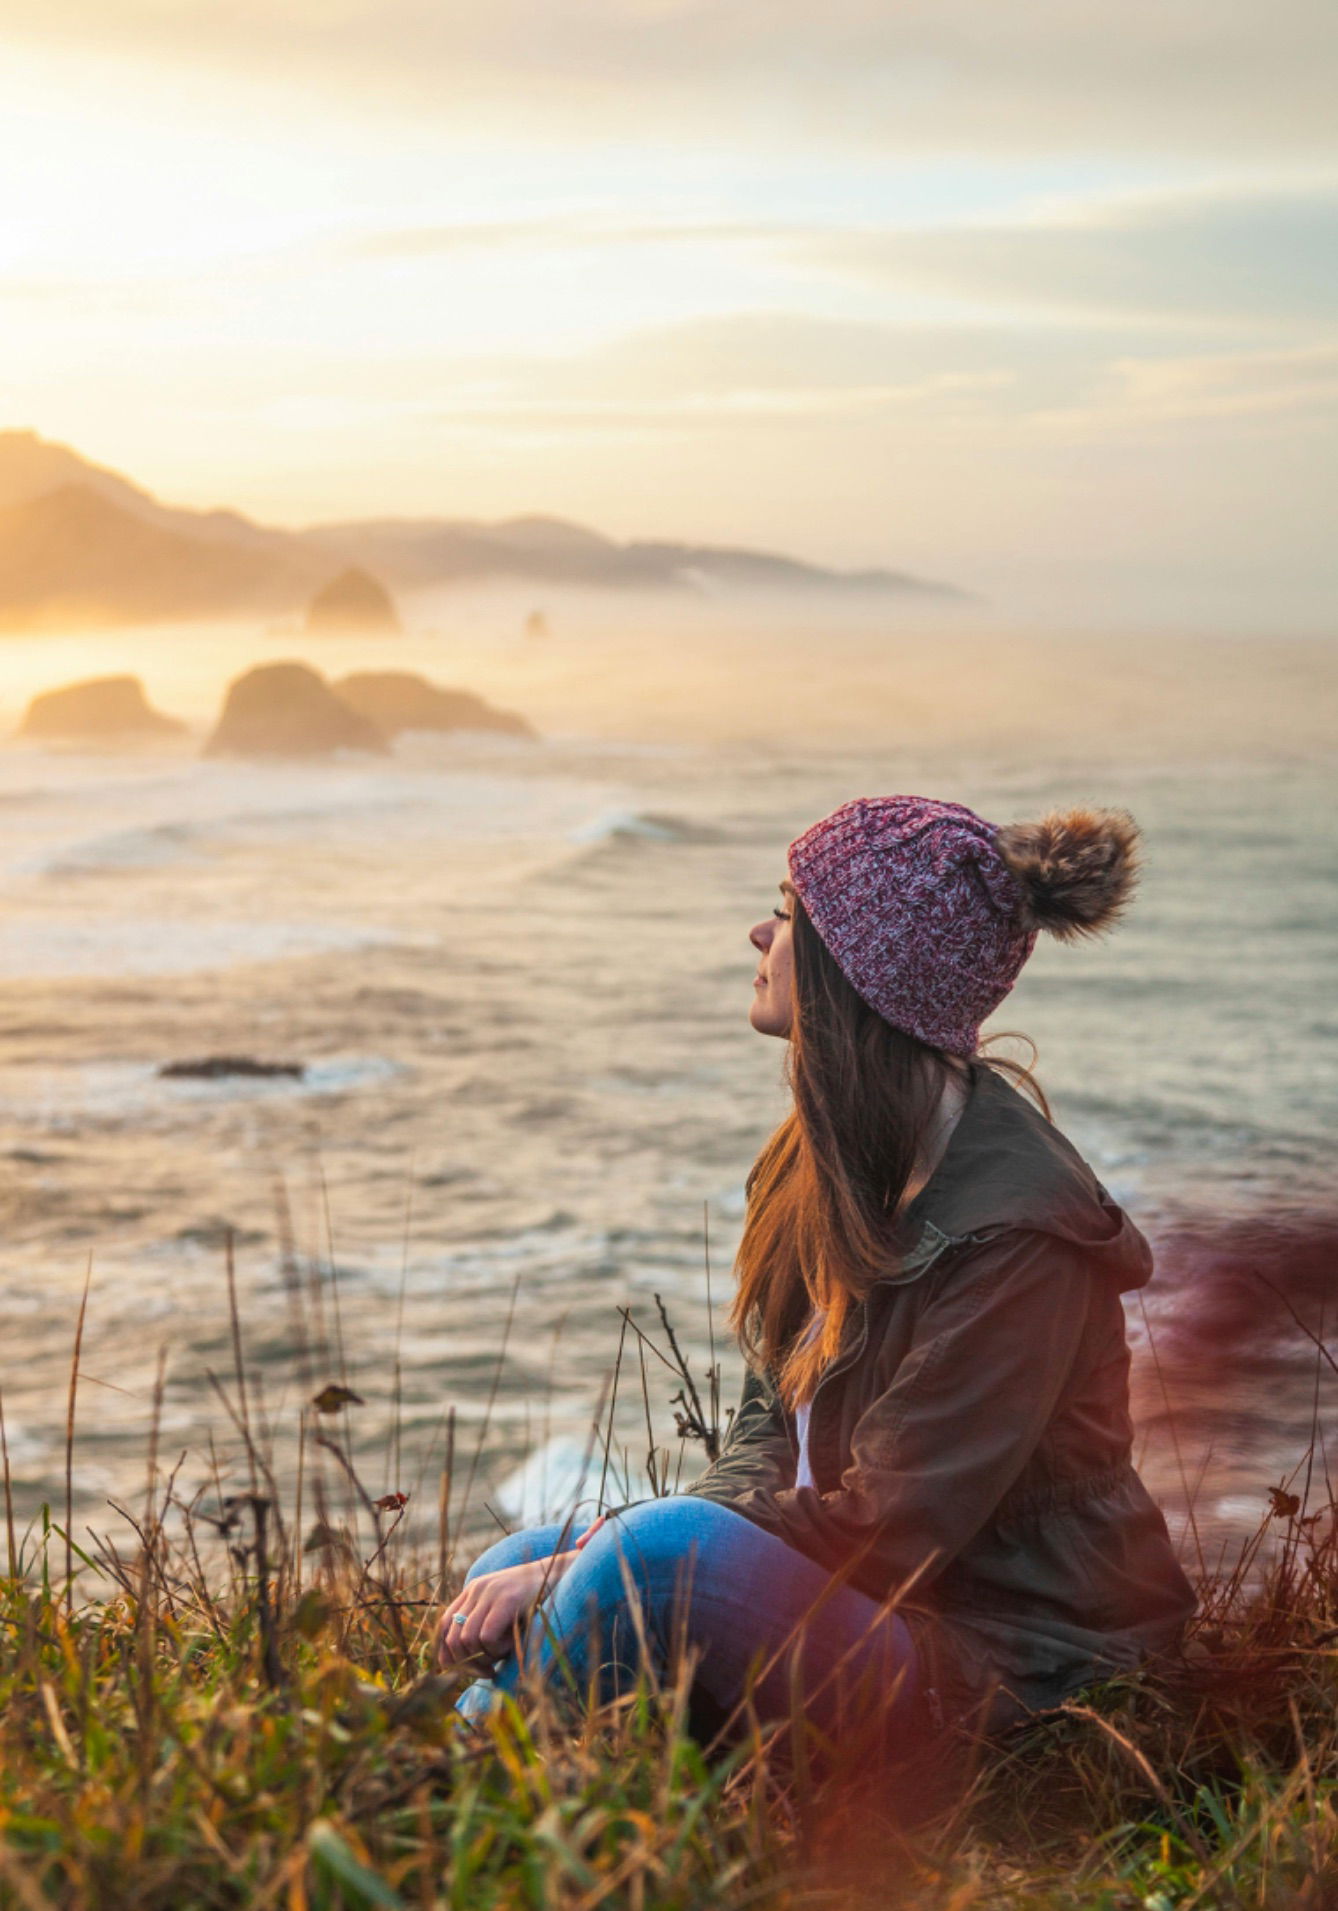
[0,429,968,629]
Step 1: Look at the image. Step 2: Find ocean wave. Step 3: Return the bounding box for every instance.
[495,1432,654,1527]
[362,1218,618,1301]
[0,1410,46,1465]
[568,807,715,848]
[20,820,201,878]
[0,1053,406,1123]
[29,1054,407,1132]
[160,1056,404,1101]
[0,918,407,981]
[7,762,630,885]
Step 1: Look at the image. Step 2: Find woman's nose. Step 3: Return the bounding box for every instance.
[749,920,773,955]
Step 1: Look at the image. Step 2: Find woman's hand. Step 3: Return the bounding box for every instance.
[436,1553,577,1670]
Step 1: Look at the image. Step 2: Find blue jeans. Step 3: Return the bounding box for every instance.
[455,1495,920,1756]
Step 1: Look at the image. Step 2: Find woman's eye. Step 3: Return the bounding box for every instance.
[772,907,790,921]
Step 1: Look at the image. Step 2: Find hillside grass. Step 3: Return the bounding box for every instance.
[1,1286,1335,1909]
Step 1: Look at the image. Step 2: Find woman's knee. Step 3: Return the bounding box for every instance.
[613,1493,749,1546]
[593,1494,750,1591]
[464,1533,530,1582]
[542,1498,757,1633]
[464,1520,571,1583]
[555,1497,762,1679]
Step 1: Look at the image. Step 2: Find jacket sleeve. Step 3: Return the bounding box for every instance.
[684,1361,796,1503]
[713,1230,1093,1598]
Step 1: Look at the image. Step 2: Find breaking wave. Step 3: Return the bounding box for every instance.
[568,808,715,848]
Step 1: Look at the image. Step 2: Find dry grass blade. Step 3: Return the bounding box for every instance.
[1057,1703,1211,1866]
[224,1231,259,1502]
[64,1256,92,1608]
[0,1385,17,1582]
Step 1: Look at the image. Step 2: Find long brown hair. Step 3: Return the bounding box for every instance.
[729,897,1043,1407]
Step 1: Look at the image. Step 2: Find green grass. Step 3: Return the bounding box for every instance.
[1,1290,1335,1908]
[0,1501,798,1911]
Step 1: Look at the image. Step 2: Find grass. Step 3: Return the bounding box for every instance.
[1,1266,1336,1909]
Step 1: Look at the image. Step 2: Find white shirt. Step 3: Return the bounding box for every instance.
[793,1306,826,1490]
[794,1398,816,1489]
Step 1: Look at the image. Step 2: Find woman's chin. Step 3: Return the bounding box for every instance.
[749,1000,790,1039]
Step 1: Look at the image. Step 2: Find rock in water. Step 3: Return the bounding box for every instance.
[305,567,400,635]
[333,670,535,740]
[159,1056,305,1080]
[204,661,390,758]
[18,674,185,740]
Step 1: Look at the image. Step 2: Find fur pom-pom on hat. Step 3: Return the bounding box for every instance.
[995,809,1141,943]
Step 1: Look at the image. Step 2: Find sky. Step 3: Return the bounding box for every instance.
[1,0,1336,626]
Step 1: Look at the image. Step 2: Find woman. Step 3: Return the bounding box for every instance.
[438,795,1195,1761]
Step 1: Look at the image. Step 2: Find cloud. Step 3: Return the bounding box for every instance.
[1031,343,1338,438]
[339,219,792,261]
[1119,343,1338,413]
[418,370,1016,443]
[2,0,1336,156]
[806,184,1338,330]
[427,311,1051,411]
[321,181,1338,342]
[395,314,1338,470]
[18,182,1337,350]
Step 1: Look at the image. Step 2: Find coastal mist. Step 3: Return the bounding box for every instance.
[1,596,1334,1570]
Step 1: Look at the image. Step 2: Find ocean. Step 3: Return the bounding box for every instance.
[1,599,1334,1573]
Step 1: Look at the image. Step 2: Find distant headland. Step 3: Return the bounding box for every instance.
[0,429,967,631]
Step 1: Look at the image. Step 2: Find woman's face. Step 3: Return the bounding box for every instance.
[749,878,796,1039]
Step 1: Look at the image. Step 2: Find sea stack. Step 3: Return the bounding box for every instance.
[334,671,535,740]
[204,661,390,758]
[305,567,400,635]
[18,674,185,741]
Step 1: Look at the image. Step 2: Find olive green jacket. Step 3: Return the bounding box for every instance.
[685,1063,1196,1731]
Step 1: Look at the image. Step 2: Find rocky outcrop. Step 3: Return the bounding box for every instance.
[305,567,400,635]
[18,674,185,740]
[204,662,389,758]
[159,1056,305,1080]
[333,671,535,740]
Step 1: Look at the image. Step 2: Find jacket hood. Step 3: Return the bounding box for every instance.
[899,1063,1153,1291]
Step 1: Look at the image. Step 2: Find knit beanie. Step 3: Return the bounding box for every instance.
[786,796,1139,1056]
